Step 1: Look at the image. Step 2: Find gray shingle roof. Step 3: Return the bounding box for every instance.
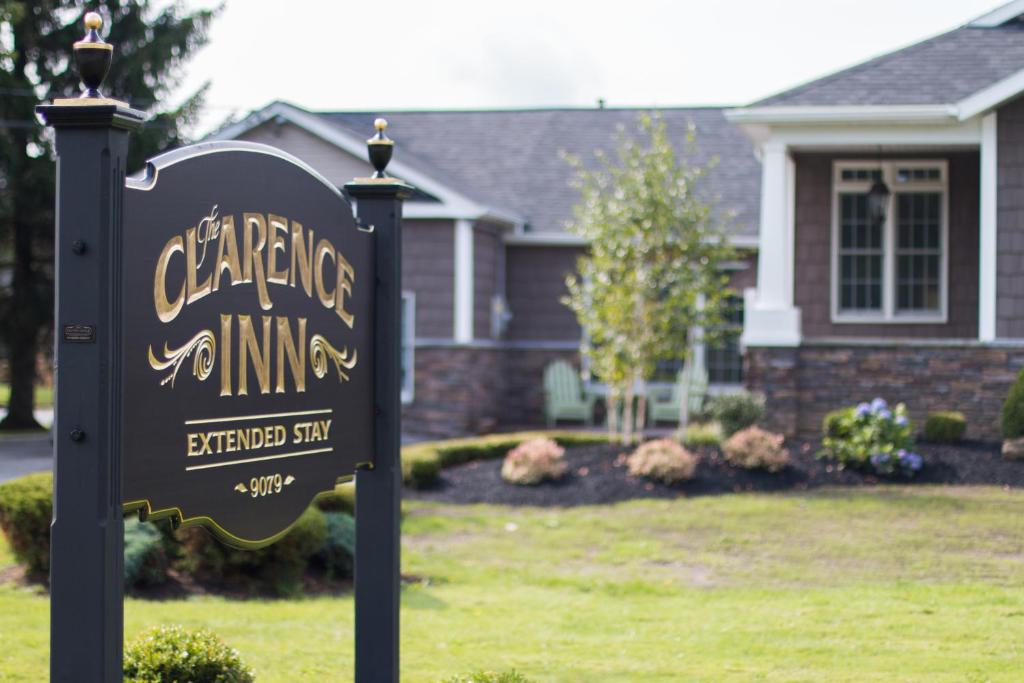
[755,22,1024,107]
[321,108,761,238]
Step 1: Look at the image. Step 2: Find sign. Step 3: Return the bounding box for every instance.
[122,142,373,548]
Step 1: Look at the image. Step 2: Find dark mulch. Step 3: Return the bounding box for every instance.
[404,439,1024,507]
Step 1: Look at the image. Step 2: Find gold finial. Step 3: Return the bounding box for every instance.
[374,118,388,132]
[84,12,102,30]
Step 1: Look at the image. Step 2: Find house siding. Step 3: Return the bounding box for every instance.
[404,220,455,339]
[238,121,373,185]
[997,96,1024,338]
[473,224,502,340]
[793,151,979,339]
[506,245,583,341]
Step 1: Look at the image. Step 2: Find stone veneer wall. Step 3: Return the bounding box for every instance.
[746,344,1024,439]
[401,345,580,438]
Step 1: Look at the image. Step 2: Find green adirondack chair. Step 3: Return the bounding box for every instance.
[648,365,708,426]
[543,360,595,426]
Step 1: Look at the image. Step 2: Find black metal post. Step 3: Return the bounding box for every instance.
[346,174,411,683]
[36,102,144,681]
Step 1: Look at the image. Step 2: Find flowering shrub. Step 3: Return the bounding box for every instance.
[123,625,254,683]
[501,438,568,485]
[819,398,923,477]
[626,439,698,484]
[722,426,789,472]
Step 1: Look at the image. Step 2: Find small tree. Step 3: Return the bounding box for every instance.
[563,114,734,444]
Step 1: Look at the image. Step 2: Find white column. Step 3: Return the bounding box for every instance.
[741,140,802,347]
[454,219,474,343]
[979,111,998,342]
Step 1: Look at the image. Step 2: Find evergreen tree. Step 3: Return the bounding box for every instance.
[0,1,216,429]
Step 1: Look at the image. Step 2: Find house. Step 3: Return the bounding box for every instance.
[211,1,1024,439]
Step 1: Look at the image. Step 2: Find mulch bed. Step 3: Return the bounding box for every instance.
[405,439,1024,507]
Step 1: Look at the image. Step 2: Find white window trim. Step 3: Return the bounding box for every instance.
[402,291,415,404]
[830,159,949,325]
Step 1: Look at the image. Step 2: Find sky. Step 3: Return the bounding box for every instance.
[178,0,1002,135]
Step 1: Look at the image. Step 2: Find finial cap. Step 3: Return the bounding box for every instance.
[84,12,102,30]
[72,11,113,100]
[367,119,394,178]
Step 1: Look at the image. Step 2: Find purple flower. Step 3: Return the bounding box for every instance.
[877,409,892,420]
[895,415,909,427]
[870,398,888,413]
[870,453,890,466]
[901,452,923,472]
[855,403,871,418]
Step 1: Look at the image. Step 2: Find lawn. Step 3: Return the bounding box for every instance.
[2,487,1024,681]
[0,384,53,411]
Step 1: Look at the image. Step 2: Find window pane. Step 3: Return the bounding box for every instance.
[895,192,941,313]
[708,296,744,384]
[838,193,883,313]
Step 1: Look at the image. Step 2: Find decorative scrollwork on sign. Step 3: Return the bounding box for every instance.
[310,334,358,382]
[147,330,216,387]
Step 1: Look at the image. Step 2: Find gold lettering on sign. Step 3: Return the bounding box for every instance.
[238,314,272,396]
[290,223,314,297]
[314,238,336,309]
[276,317,307,393]
[267,214,290,286]
[243,213,272,310]
[154,236,185,323]
[185,227,213,305]
[212,215,243,292]
[335,251,355,329]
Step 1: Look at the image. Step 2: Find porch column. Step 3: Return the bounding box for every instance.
[454,218,474,343]
[741,141,801,347]
[979,111,998,342]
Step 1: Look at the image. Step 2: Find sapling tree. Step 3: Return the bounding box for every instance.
[563,114,734,444]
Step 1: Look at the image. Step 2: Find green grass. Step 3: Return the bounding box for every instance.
[2,487,1024,680]
[0,384,53,410]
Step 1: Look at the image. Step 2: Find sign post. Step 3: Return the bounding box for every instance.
[37,13,409,682]
[347,127,412,683]
[37,13,145,682]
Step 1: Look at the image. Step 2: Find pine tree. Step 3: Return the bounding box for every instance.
[0,1,217,429]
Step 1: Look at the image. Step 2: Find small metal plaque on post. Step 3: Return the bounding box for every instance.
[62,324,96,343]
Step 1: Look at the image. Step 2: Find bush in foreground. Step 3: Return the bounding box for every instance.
[819,398,922,477]
[501,438,568,485]
[923,411,967,443]
[123,625,253,683]
[626,439,697,484]
[0,471,52,576]
[708,392,765,437]
[722,426,789,472]
[441,672,532,683]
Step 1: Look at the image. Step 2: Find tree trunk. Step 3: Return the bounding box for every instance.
[1,155,44,431]
[635,391,647,442]
[607,391,619,442]
[622,381,635,446]
[676,356,693,441]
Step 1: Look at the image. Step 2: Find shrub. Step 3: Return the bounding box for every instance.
[123,625,253,683]
[501,438,568,485]
[626,439,697,484]
[315,483,355,515]
[722,426,790,472]
[708,392,765,437]
[683,422,721,448]
[124,519,168,589]
[819,398,923,477]
[176,505,327,596]
[1002,368,1024,439]
[402,431,609,488]
[0,471,52,576]
[924,411,967,443]
[441,672,533,683]
[822,407,854,439]
[312,511,355,580]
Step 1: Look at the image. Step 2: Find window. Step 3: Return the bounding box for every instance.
[832,161,947,323]
[401,292,415,404]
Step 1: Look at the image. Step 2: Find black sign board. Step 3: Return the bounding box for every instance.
[122,142,373,547]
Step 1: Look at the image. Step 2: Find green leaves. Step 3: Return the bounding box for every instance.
[562,113,735,439]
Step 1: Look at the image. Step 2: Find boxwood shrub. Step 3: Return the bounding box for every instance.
[311,511,356,580]
[123,625,253,683]
[1003,368,1024,439]
[124,518,168,589]
[0,471,52,576]
[707,392,765,437]
[403,431,608,489]
[176,505,327,596]
[923,411,967,443]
